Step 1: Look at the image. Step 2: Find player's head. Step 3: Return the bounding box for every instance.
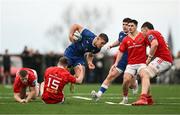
[141,22,154,36]
[58,56,69,68]
[122,18,132,33]
[19,70,28,83]
[94,33,109,49]
[128,19,138,33]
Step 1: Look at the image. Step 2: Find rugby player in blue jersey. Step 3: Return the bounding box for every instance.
[91,18,138,104]
[64,24,108,87]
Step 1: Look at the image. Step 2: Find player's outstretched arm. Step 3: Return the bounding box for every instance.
[69,24,83,42]
[75,64,84,84]
[112,51,123,69]
[108,40,120,49]
[86,52,95,70]
[14,93,26,103]
[146,39,158,64]
[25,87,36,103]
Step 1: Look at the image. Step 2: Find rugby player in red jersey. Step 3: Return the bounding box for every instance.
[112,19,147,104]
[41,57,84,104]
[13,68,39,103]
[132,22,173,105]
[91,18,138,103]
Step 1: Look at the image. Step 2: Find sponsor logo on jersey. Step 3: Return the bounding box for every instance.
[148,35,154,41]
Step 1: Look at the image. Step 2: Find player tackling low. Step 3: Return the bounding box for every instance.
[41,57,84,104]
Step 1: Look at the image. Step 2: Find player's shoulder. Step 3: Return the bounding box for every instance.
[81,28,96,37]
[119,31,126,36]
[147,30,161,38]
[119,31,127,39]
[45,66,58,72]
[46,66,68,73]
[139,32,145,38]
[147,30,158,35]
[122,35,129,41]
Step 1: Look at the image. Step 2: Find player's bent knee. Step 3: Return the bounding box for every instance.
[123,76,132,84]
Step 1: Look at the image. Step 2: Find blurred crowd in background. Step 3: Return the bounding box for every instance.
[1,46,180,86]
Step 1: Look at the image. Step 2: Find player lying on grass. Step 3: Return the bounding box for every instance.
[13,68,39,103]
[91,18,138,104]
[132,22,173,105]
[41,57,84,104]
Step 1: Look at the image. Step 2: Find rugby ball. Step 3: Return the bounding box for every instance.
[73,31,82,41]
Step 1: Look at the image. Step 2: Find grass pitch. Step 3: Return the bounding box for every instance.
[0,84,180,114]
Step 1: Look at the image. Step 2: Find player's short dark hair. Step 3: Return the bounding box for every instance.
[19,70,28,78]
[123,18,132,23]
[129,19,138,26]
[99,33,109,43]
[59,56,69,66]
[141,22,154,30]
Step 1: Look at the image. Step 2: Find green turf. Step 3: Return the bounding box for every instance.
[0,84,180,114]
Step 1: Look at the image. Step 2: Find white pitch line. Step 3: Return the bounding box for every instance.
[72,96,180,106]
[105,101,118,105]
[157,103,180,105]
[72,96,92,101]
[105,101,132,106]
[72,96,132,106]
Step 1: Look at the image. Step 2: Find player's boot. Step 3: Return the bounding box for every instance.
[91,90,100,101]
[132,80,138,95]
[147,95,154,105]
[119,97,128,104]
[132,94,149,106]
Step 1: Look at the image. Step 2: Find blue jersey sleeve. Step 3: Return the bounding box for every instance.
[118,31,127,42]
[81,28,96,39]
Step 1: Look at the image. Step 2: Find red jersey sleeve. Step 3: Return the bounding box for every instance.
[29,75,37,87]
[65,72,76,84]
[147,31,157,43]
[119,38,127,53]
[13,76,21,93]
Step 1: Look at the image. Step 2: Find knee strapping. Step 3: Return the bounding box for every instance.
[143,66,158,78]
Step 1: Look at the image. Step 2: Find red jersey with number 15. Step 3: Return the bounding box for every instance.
[119,32,147,64]
[42,66,76,104]
[146,30,173,63]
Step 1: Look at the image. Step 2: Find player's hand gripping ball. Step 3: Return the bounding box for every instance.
[73,31,82,42]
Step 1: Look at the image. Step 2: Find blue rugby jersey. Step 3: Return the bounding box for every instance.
[64,28,101,57]
[116,31,128,71]
[64,29,101,66]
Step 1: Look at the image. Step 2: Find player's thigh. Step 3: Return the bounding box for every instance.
[138,64,147,72]
[146,57,172,78]
[151,57,171,73]
[124,64,146,80]
[124,65,137,77]
[107,67,122,80]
